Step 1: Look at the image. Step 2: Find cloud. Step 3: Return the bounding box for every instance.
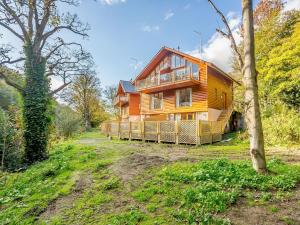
[129,60,143,70]
[187,12,242,73]
[142,25,160,32]
[283,0,300,11]
[164,10,174,20]
[99,0,126,5]
[184,4,191,10]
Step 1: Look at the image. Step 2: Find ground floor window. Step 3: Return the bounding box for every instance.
[150,92,163,110]
[176,88,192,107]
[181,112,195,120]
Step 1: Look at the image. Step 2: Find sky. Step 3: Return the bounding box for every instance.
[1,0,299,90]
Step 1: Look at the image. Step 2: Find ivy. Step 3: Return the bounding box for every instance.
[22,42,51,164]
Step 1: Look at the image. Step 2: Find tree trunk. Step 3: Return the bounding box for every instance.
[242,0,267,173]
[23,43,50,164]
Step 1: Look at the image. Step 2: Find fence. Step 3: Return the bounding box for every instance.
[101,120,225,145]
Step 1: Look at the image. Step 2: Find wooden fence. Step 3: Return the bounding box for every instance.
[101,120,225,145]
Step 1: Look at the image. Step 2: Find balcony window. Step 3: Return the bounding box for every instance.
[176,88,192,107]
[174,68,188,81]
[192,64,199,79]
[151,92,163,110]
[171,54,185,69]
[160,73,171,84]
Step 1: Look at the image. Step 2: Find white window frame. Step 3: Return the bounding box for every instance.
[150,92,163,110]
[176,88,192,107]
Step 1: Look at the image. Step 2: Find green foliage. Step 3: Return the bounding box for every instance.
[55,105,83,138]
[133,159,300,224]
[0,107,23,171]
[23,43,51,164]
[262,103,300,145]
[260,20,300,108]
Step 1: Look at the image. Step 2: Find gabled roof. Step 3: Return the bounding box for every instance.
[118,80,137,94]
[133,46,239,84]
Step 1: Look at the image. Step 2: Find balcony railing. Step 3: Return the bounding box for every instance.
[114,95,129,105]
[136,67,199,90]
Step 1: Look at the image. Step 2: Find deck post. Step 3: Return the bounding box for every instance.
[175,121,179,145]
[129,121,132,141]
[157,121,161,143]
[142,121,145,142]
[196,120,201,146]
[210,121,213,144]
[118,121,121,139]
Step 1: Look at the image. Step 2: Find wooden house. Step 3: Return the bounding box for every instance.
[105,47,240,144]
[133,47,238,122]
[114,80,140,121]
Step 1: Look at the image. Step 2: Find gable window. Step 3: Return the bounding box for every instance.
[151,92,163,110]
[176,88,192,107]
[171,54,185,69]
[192,64,199,79]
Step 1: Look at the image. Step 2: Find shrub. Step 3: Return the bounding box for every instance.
[0,108,23,171]
[262,103,300,145]
[54,105,83,138]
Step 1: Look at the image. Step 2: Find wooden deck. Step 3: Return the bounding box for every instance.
[101,120,229,145]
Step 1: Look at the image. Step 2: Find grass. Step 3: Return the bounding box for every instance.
[0,131,300,225]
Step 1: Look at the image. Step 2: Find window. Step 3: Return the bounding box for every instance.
[171,54,185,69]
[181,113,195,120]
[192,64,199,79]
[174,68,188,81]
[176,88,192,107]
[160,73,171,83]
[151,92,163,110]
[215,88,218,100]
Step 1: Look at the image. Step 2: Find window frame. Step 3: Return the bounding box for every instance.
[150,92,163,110]
[176,88,192,108]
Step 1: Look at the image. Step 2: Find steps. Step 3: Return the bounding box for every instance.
[217,105,233,132]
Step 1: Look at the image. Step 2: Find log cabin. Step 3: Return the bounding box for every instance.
[114,46,239,124]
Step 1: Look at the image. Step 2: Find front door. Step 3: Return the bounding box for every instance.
[222,92,227,109]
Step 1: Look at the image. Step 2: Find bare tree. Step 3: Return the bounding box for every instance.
[208,0,267,173]
[0,0,92,164]
[62,72,102,130]
[103,85,118,116]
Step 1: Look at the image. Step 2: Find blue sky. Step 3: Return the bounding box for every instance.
[1,0,299,90]
[70,0,246,87]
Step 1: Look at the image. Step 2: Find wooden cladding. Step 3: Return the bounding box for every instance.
[140,85,208,115]
[207,66,233,110]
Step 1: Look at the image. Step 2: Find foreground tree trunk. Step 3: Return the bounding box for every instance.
[242,0,267,173]
[23,43,50,164]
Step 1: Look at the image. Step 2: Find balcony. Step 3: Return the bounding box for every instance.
[136,67,200,93]
[114,95,129,106]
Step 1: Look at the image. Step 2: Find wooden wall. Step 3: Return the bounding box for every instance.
[128,94,140,115]
[207,66,233,110]
[140,59,209,115]
[140,85,207,115]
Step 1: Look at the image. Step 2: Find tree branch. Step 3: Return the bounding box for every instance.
[0,71,24,93]
[50,81,71,95]
[0,21,24,41]
[208,0,244,70]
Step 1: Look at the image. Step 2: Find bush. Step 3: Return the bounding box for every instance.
[262,103,300,145]
[54,105,83,138]
[0,108,23,171]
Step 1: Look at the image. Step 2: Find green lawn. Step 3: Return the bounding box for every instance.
[0,131,300,225]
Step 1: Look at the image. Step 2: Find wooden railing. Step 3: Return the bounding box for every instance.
[101,120,224,145]
[114,95,129,105]
[220,104,233,132]
[136,67,199,90]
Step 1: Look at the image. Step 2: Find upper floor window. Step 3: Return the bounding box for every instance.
[151,92,163,110]
[192,64,199,79]
[176,88,192,107]
[171,54,185,69]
